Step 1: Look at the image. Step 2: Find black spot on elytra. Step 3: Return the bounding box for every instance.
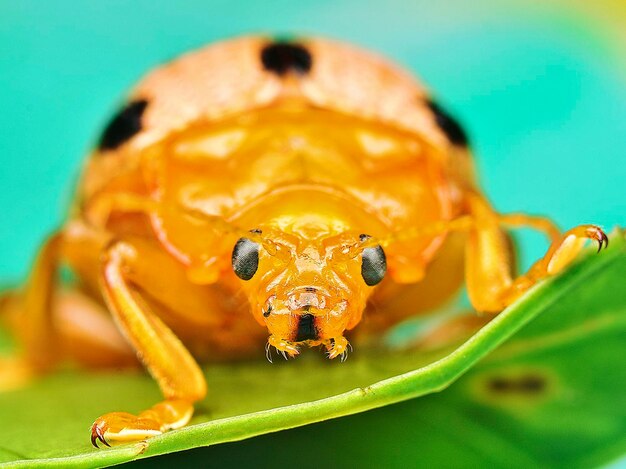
[261,41,312,76]
[98,99,148,151]
[426,99,469,147]
[487,374,547,395]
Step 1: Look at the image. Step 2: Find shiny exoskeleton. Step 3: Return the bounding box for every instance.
[1,36,607,447]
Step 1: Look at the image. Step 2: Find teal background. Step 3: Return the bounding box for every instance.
[1,1,625,467]
[1,0,625,282]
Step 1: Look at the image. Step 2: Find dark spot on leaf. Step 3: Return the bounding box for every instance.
[261,41,312,76]
[98,100,148,151]
[487,374,547,395]
[426,99,469,147]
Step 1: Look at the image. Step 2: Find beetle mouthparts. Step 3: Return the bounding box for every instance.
[295,313,318,342]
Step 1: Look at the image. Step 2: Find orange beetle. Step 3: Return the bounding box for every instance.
[2,36,607,446]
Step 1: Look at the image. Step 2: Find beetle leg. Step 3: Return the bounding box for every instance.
[267,335,300,357]
[326,336,350,360]
[92,240,206,446]
[53,289,138,368]
[10,233,64,372]
[1,234,140,389]
[464,194,608,313]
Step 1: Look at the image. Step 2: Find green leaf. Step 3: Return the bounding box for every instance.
[1,232,624,468]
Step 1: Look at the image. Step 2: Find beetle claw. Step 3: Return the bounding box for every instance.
[91,424,110,448]
[265,342,273,363]
[596,231,609,253]
[590,228,609,253]
[326,337,351,360]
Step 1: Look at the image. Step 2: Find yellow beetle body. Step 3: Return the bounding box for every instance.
[1,36,606,446]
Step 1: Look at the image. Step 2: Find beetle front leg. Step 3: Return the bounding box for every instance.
[92,240,206,447]
[464,194,607,313]
[326,336,350,360]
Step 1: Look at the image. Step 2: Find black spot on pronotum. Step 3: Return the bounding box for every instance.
[360,234,387,286]
[261,41,312,76]
[295,314,318,342]
[488,374,547,395]
[98,99,148,151]
[232,238,260,281]
[426,99,469,147]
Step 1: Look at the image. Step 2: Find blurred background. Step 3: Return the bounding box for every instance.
[1,0,624,467]
[1,0,625,284]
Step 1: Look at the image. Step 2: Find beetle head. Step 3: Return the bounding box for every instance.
[231,228,386,360]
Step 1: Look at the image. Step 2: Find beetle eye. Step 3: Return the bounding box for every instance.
[232,238,260,280]
[360,235,386,286]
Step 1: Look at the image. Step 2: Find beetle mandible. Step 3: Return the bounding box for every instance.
[1,36,607,447]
